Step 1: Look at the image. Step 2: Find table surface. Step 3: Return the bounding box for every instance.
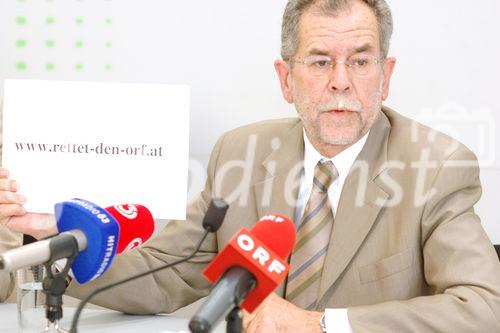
[0,304,225,333]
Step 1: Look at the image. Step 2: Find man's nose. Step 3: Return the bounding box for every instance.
[327,63,352,92]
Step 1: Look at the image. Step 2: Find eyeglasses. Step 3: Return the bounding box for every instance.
[290,54,383,78]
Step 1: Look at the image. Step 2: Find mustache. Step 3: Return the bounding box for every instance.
[318,97,363,113]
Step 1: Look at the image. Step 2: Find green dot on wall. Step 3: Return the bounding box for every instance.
[105,41,112,48]
[46,63,55,71]
[46,16,55,24]
[105,64,112,71]
[16,39,27,48]
[75,41,84,48]
[45,40,55,48]
[16,62,27,71]
[75,64,84,71]
[75,17,84,25]
[16,17,27,25]
[105,18,112,24]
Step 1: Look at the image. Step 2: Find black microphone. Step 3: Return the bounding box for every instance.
[69,198,229,333]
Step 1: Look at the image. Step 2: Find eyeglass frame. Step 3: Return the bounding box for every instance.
[288,54,386,78]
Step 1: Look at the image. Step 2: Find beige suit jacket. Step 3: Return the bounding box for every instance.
[0,225,19,302]
[0,98,23,302]
[2,106,500,331]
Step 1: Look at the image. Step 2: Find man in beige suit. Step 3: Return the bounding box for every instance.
[1,0,500,332]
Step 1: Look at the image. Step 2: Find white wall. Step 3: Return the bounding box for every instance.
[1,0,498,242]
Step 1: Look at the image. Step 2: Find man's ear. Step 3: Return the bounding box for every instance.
[274,59,294,104]
[381,57,396,101]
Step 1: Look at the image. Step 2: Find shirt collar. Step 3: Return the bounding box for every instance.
[303,129,369,187]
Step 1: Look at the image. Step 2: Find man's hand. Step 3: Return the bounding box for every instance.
[0,167,57,239]
[243,293,323,333]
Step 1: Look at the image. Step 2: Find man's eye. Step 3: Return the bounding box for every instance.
[313,60,330,68]
[353,58,369,67]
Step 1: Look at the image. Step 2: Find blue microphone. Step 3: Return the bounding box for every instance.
[55,199,120,283]
[0,199,155,284]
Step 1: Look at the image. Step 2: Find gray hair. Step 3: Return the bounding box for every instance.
[281,0,393,60]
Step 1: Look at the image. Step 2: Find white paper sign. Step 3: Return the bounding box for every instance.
[2,79,190,220]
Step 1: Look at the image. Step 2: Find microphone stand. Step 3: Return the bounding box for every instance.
[225,306,243,333]
[69,230,210,333]
[43,234,80,332]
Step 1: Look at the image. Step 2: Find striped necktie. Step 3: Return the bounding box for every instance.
[285,160,338,310]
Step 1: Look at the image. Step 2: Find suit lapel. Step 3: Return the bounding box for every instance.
[317,110,392,308]
[253,120,304,223]
[253,120,304,297]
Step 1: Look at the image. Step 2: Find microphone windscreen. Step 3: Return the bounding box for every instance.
[55,199,119,284]
[250,214,296,260]
[105,204,155,254]
[202,199,228,232]
[203,213,296,313]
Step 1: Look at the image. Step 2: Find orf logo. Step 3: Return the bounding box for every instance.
[236,234,286,275]
[114,204,138,219]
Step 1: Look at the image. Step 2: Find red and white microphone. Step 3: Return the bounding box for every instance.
[106,204,154,253]
[189,214,296,333]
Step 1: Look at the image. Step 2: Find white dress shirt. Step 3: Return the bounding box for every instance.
[295,130,369,333]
